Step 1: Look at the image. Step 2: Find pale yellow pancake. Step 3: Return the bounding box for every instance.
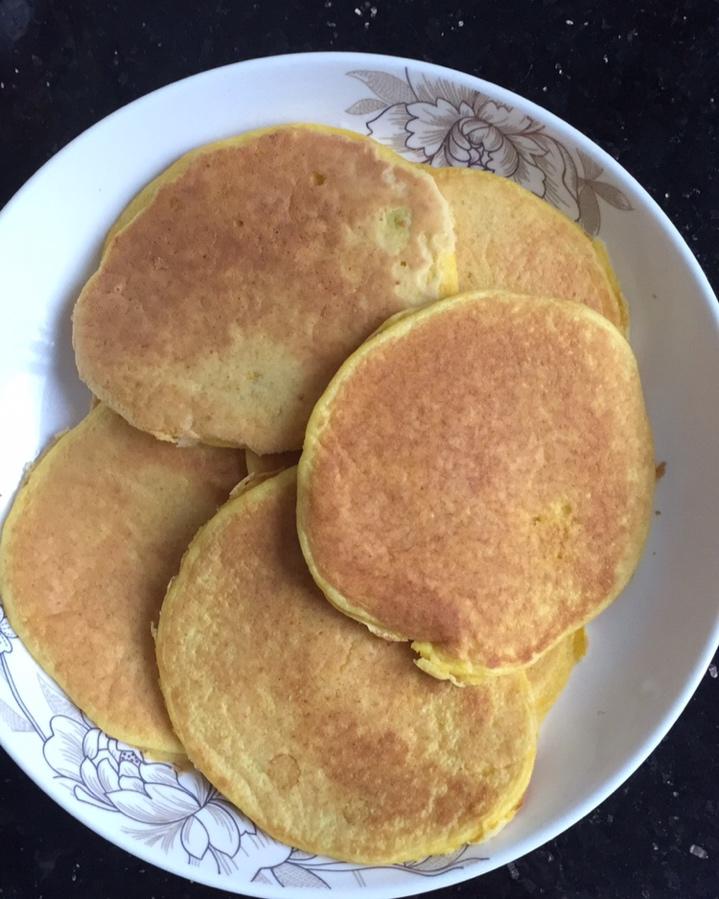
[245,449,301,476]
[73,125,457,453]
[0,405,244,757]
[156,469,536,864]
[527,629,587,721]
[298,290,654,683]
[430,167,628,332]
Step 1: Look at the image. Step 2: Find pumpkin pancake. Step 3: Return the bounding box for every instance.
[73,125,457,453]
[156,469,536,864]
[298,290,654,682]
[0,405,244,758]
[246,436,577,713]
[430,167,628,332]
[527,629,587,721]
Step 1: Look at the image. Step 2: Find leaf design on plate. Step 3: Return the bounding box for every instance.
[590,180,634,210]
[408,71,477,108]
[347,70,416,105]
[268,861,331,888]
[0,697,34,732]
[578,182,602,236]
[37,672,81,719]
[345,98,387,115]
[576,148,604,181]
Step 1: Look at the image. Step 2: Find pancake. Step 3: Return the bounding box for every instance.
[73,125,458,453]
[298,290,655,683]
[245,449,301,476]
[245,435,583,715]
[156,469,536,864]
[0,405,244,758]
[430,167,628,332]
[527,629,587,721]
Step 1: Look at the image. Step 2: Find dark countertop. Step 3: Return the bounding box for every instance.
[1,2,717,897]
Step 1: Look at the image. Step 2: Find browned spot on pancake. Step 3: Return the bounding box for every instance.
[299,292,655,672]
[74,127,455,452]
[0,405,245,754]
[267,754,301,790]
[156,470,535,863]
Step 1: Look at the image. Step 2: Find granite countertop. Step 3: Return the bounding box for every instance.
[1,2,717,897]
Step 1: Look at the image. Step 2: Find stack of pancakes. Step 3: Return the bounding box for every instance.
[0,125,654,864]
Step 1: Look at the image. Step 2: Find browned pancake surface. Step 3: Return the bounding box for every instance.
[74,126,456,452]
[0,405,244,754]
[299,291,654,677]
[157,470,535,863]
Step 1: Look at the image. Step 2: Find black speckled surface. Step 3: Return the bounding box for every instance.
[1,2,718,897]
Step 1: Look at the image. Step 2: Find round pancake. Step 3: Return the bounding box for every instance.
[73,125,458,453]
[156,469,536,864]
[430,167,628,332]
[245,448,301,476]
[245,435,581,714]
[527,629,587,722]
[298,290,655,682]
[0,405,244,757]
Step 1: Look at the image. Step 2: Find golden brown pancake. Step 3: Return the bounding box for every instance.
[245,448,301,475]
[245,441,583,715]
[298,290,654,682]
[73,125,457,453]
[0,405,244,757]
[430,167,628,332]
[527,629,587,721]
[156,469,536,864]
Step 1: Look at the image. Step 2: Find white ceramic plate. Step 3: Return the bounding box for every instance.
[0,51,718,898]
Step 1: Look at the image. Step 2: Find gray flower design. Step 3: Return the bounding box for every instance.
[0,639,494,887]
[43,713,253,871]
[346,68,633,235]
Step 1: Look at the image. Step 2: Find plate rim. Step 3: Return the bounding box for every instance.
[1,49,718,899]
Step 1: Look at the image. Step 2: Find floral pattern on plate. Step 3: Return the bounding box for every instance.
[345,67,632,235]
[0,603,488,887]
